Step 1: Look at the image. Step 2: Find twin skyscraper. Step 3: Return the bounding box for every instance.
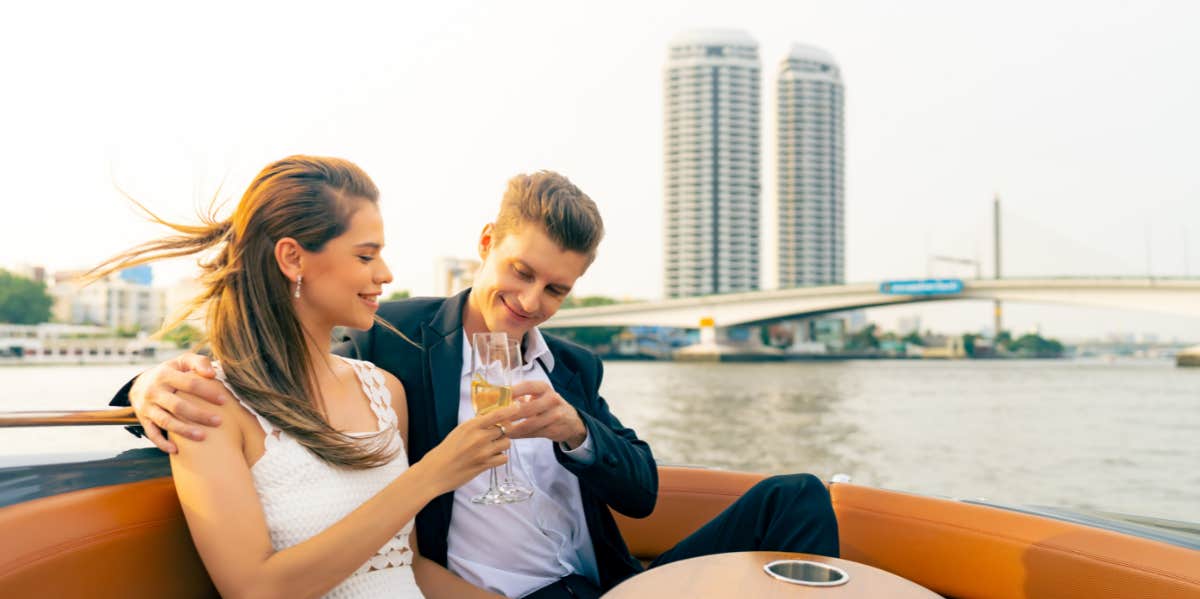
[664,30,844,299]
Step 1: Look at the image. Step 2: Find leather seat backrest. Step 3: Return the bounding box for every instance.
[0,477,218,599]
[832,482,1200,599]
[614,469,1199,599]
[613,466,767,561]
[9,466,1196,599]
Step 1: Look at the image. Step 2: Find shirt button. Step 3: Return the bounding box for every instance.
[603,454,618,467]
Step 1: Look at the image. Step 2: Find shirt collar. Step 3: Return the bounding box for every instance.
[459,327,555,375]
[523,328,555,373]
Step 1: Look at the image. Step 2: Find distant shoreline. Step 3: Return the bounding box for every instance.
[0,349,184,368]
[598,353,1101,363]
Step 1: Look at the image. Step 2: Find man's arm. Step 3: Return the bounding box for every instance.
[509,359,658,518]
[112,313,393,453]
[109,377,136,407]
[108,353,231,453]
[553,358,658,518]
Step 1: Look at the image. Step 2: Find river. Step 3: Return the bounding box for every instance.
[2,358,1197,522]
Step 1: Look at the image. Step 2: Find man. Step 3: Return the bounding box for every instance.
[114,171,838,598]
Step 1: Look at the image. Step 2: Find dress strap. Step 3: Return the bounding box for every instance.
[212,362,279,441]
[338,356,398,431]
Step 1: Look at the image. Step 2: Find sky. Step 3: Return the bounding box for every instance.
[2,0,1198,341]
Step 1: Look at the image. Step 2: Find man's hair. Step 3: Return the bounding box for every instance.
[493,171,604,262]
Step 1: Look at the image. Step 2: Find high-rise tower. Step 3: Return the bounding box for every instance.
[663,29,761,299]
[777,43,844,288]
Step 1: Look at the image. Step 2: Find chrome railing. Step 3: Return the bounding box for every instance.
[0,407,138,427]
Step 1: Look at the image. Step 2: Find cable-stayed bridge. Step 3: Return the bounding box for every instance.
[542,277,1200,330]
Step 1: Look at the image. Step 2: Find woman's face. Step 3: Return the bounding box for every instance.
[295,200,393,331]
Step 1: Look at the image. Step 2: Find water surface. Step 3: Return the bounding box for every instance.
[2,359,1197,522]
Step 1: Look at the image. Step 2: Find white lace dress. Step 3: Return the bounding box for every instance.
[214,357,422,599]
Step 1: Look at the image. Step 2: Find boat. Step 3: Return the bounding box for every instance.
[0,324,180,366]
[0,409,1197,597]
[1176,345,1200,367]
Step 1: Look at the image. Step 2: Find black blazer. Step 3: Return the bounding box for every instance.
[333,290,656,591]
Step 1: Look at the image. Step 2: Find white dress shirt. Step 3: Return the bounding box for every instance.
[446,328,600,598]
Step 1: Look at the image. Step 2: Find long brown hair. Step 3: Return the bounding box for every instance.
[88,155,401,468]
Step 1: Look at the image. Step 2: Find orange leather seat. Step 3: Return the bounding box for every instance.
[615,468,1200,598]
[0,477,217,598]
[0,467,770,596]
[613,466,767,561]
[3,467,1197,598]
[832,482,1200,599]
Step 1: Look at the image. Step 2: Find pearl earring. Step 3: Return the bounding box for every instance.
[294,274,303,299]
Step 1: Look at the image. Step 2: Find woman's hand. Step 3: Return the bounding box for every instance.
[414,404,519,495]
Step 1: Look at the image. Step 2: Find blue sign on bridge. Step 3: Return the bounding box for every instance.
[879,278,964,295]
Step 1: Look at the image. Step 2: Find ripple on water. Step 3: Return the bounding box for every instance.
[598,359,1200,523]
[3,360,1197,522]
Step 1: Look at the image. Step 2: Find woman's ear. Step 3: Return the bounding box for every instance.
[478,223,495,261]
[274,237,304,281]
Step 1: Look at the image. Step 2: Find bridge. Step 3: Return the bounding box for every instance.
[542,277,1200,330]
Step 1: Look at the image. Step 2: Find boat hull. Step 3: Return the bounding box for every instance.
[1,451,1197,598]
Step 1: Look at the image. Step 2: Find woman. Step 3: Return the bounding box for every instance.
[87,155,512,598]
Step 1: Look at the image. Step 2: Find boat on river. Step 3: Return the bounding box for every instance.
[1176,345,1200,367]
[0,409,1197,598]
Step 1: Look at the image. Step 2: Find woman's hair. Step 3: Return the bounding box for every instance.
[87,155,400,468]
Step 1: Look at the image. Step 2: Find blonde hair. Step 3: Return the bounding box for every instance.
[493,171,604,262]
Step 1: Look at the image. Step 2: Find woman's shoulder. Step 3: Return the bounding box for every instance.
[333,356,405,399]
[334,355,371,367]
[171,388,255,458]
[332,355,408,439]
[206,361,274,435]
[334,355,387,381]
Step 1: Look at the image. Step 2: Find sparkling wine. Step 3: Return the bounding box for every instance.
[471,377,512,415]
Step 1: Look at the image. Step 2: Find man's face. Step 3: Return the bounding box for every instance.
[468,223,591,341]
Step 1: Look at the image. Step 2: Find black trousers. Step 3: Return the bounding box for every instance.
[649,472,839,567]
[525,473,839,598]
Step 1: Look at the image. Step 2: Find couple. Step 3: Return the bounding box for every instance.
[100,156,839,598]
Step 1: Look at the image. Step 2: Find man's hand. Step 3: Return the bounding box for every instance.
[506,380,588,449]
[129,352,231,453]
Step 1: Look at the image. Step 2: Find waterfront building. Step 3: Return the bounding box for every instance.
[663,29,761,299]
[433,256,479,297]
[0,323,168,363]
[910,334,968,359]
[164,277,207,332]
[51,270,166,332]
[118,264,153,286]
[7,264,47,284]
[898,314,923,336]
[776,43,845,288]
[50,271,83,324]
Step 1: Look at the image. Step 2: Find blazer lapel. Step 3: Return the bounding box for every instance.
[424,290,472,440]
[541,352,585,410]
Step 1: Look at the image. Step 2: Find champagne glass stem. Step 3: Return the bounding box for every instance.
[469,331,510,505]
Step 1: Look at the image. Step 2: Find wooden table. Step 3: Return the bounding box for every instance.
[604,552,940,598]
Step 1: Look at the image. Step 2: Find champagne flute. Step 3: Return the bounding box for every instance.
[497,339,534,502]
[470,332,513,505]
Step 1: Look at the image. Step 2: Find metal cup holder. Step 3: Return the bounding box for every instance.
[763,559,850,587]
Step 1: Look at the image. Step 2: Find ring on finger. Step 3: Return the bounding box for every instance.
[495,423,507,439]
